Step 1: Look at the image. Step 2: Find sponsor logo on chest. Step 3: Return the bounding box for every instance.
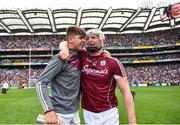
[82,64,108,75]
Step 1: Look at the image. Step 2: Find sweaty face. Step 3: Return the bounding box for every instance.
[85,35,103,53]
[71,35,85,51]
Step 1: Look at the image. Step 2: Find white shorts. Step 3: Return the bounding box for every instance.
[56,110,80,125]
[83,107,119,125]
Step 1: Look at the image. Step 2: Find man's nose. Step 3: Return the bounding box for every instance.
[86,36,93,41]
[87,40,93,44]
[87,37,94,42]
[82,38,86,43]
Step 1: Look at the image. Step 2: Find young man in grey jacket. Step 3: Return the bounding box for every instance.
[36,26,86,125]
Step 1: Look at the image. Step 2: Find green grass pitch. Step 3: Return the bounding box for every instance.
[0,86,180,124]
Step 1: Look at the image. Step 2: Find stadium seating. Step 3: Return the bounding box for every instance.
[0,28,180,87]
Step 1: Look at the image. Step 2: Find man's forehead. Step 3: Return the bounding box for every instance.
[72,34,85,37]
[86,34,99,37]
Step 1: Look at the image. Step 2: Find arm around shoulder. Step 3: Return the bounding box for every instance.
[58,41,70,60]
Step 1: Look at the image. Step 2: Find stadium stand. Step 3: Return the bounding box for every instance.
[126,63,180,86]
[105,28,180,47]
[0,29,179,49]
[0,28,180,87]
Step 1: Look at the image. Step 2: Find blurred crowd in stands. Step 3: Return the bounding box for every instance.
[0,59,50,63]
[0,29,180,87]
[0,53,179,64]
[126,63,180,85]
[118,53,180,61]
[0,63,179,87]
[0,35,64,49]
[0,68,43,87]
[105,28,180,47]
[0,28,179,49]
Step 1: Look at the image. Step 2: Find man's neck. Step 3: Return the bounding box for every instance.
[89,49,103,56]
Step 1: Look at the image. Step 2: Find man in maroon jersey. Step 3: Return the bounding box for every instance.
[59,29,136,125]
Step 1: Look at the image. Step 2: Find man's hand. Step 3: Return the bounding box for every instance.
[102,50,111,58]
[58,41,71,61]
[44,110,58,124]
[58,48,71,61]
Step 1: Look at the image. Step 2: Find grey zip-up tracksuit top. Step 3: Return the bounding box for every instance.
[36,50,81,114]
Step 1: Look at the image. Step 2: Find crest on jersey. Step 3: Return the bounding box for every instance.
[100,60,106,66]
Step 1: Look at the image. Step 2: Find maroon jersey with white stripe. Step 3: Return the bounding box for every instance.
[80,50,126,113]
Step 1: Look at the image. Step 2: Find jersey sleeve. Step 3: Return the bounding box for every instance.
[110,57,127,79]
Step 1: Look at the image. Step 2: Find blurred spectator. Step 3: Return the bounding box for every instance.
[131,89,136,101]
[1,80,9,94]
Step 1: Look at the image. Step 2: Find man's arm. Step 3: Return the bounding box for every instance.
[36,56,63,124]
[116,77,137,124]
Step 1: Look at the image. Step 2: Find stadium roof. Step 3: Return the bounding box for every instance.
[0,7,179,36]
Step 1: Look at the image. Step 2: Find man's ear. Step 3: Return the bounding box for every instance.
[68,36,73,44]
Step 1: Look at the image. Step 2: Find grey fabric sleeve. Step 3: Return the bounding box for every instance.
[36,56,64,113]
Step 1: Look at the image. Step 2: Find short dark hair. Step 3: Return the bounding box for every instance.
[66,26,86,40]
